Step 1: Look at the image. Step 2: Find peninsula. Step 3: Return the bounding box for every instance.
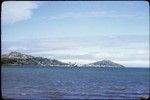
[1,52,125,67]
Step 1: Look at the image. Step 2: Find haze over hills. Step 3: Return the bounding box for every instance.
[1,52,125,67]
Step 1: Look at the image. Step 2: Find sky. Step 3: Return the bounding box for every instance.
[1,1,149,67]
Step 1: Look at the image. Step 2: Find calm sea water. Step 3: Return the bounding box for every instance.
[2,65,150,99]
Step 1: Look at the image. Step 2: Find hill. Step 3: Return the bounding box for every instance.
[1,52,69,66]
[88,60,125,67]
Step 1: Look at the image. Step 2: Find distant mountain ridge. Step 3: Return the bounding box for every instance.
[2,51,34,59]
[1,52,125,67]
[1,52,69,66]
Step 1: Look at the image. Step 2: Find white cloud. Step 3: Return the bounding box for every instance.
[114,60,149,67]
[48,11,145,20]
[9,46,28,51]
[2,1,39,24]
[48,11,107,20]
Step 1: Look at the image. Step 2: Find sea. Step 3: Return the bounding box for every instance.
[1,65,150,99]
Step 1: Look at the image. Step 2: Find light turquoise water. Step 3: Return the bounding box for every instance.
[2,65,150,99]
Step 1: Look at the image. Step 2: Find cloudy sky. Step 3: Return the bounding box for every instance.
[2,1,149,67]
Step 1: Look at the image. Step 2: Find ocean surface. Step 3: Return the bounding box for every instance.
[2,65,150,99]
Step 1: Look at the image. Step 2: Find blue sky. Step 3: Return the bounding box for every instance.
[2,1,149,67]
